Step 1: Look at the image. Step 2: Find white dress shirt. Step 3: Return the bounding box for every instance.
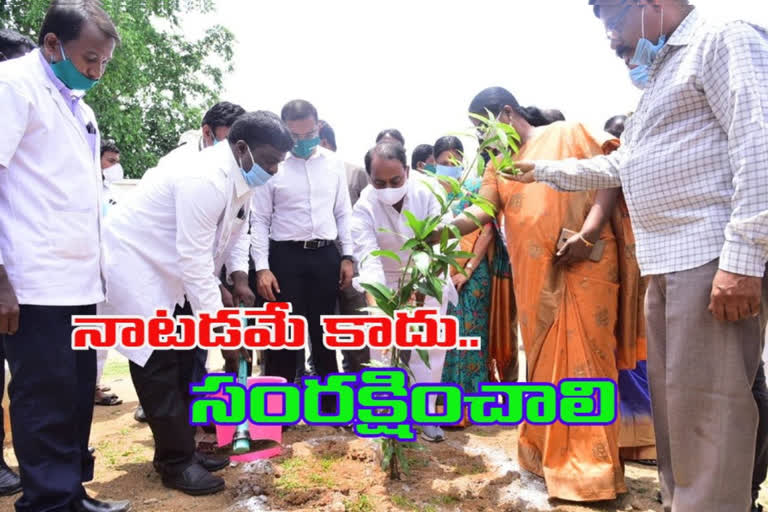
[0,49,104,305]
[102,143,252,366]
[351,178,457,310]
[250,147,353,271]
[534,11,768,277]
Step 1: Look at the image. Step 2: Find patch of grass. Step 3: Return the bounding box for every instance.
[308,473,334,488]
[456,462,485,475]
[429,495,460,507]
[280,457,307,473]
[101,358,130,380]
[391,494,417,510]
[318,454,342,471]
[345,494,375,512]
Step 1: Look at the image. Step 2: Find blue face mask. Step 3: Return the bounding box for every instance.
[436,164,464,180]
[628,8,667,90]
[292,136,320,159]
[212,135,221,146]
[50,44,99,92]
[424,163,437,173]
[239,146,273,188]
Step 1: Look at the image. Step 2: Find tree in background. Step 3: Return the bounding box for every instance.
[0,0,234,177]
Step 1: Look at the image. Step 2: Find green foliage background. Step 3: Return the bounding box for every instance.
[0,0,234,177]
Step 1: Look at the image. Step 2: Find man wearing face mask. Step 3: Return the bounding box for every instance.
[351,142,456,442]
[131,101,246,424]
[93,139,124,408]
[250,100,355,401]
[0,2,131,511]
[507,2,768,510]
[102,111,293,496]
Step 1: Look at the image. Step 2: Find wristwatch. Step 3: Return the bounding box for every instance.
[341,255,355,263]
[466,261,475,270]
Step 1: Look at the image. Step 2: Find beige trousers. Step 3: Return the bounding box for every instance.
[646,259,768,512]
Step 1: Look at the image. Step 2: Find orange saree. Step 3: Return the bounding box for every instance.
[482,122,646,501]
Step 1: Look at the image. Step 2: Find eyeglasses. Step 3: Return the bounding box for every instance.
[604,2,633,35]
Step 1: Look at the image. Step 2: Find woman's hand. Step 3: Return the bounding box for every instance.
[452,272,470,293]
[554,232,594,266]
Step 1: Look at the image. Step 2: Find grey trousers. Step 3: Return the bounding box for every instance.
[646,259,768,512]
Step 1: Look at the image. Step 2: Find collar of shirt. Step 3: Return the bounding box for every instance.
[666,7,702,47]
[215,142,250,199]
[35,48,84,113]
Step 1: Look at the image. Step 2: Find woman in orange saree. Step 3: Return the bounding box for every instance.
[448,87,647,502]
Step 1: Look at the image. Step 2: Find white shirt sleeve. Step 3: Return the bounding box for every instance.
[0,82,28,169]
[533,144,625,192]
[334,162,355,256]
[702,22,768,277]
[175,176,226,314]
[0,82,31,267]
[249,183,274,272]
[351,204,386,292]
[225,210,250,281]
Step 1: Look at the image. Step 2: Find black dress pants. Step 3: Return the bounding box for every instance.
[264,242,340,389]
[3,305,96,512]
[130,347,196,476]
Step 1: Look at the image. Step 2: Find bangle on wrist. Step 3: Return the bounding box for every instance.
[578,233,595,248]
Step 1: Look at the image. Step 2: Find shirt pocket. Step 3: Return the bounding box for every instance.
[49,209,97,258]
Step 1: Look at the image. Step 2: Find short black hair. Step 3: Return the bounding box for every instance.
[433,136,464,161]
[201,101,246,130]
[364,148,374,175]
[227,111,294,153]
[604,114,628,138]
[318,120,337,151]
[281,99,318,122]
[39,0,120,47]
[411,144,434,170]
[367,142,407,175]
[0,29,36,60]
[375,128,405,146]
[100,139,120,157]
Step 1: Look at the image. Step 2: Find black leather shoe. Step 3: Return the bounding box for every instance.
[88,446,96,456]
[161,462,225,496]
[195,452,229,473]
[70,496,131,512]
[133,406,147,423]
[0,463,21,496]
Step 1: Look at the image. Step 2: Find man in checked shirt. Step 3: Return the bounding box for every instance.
[502,2,768,510]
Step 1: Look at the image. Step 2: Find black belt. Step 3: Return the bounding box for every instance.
[271,239,335,250]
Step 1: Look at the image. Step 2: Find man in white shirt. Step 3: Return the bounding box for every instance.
[132,101,247,424]
[251,100,355,409]
[103,111,294,496]
[94,139,123,408]
[351,142,451,443]
[0,2,130,511]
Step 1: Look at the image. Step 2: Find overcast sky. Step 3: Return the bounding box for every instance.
[183,0,766,164]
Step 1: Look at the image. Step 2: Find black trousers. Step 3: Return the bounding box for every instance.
[3,305,96,512]
[753,361,768,505]
[264,242,340,385]
[338,283,369,373]
[0,338,5,458]
[130,348,196,476]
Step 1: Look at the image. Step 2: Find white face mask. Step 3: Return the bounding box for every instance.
[103,163,124,185]
[373,181,408,206]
